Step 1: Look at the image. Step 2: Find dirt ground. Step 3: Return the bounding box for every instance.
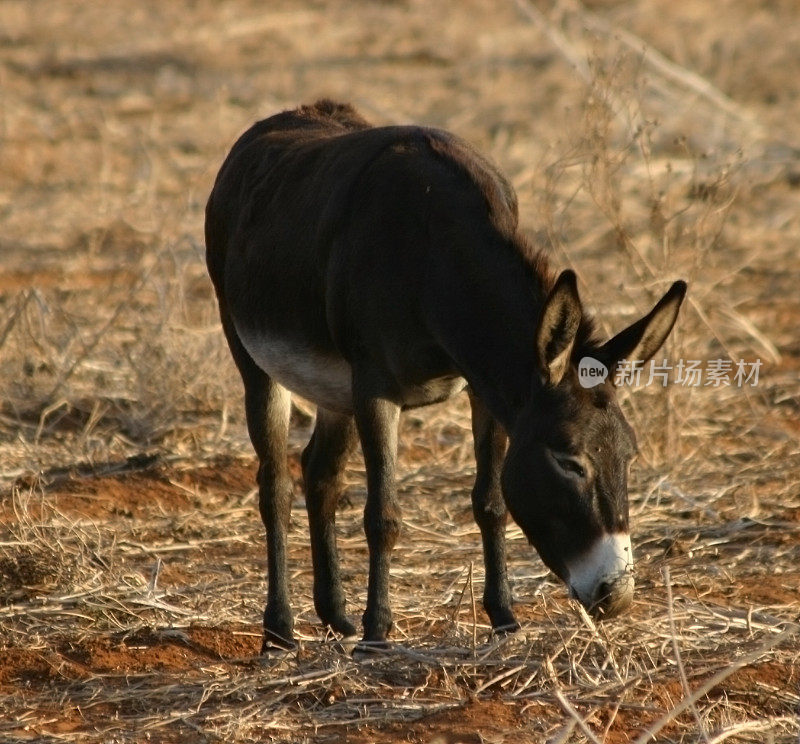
[1,0,799,742]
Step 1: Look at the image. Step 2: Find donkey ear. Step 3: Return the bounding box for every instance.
[599,281,687,368]
[536,270,583,387]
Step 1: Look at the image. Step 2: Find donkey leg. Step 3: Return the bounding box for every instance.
[469,391,519,632]
[352,391,401,646]
[253,382,295,651]
[220,314,295,652]
[301,408,358,638]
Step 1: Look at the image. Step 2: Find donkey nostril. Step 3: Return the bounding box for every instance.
[591,575,634,619]
[588,582,614,618]
[592,580,623,618]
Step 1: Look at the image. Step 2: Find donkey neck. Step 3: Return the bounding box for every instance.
[426,232,552,431]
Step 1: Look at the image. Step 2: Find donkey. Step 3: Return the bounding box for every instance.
[205,100,686,652]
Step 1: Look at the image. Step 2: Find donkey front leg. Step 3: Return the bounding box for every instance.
[353,391,402,646]
[469,392,519,633]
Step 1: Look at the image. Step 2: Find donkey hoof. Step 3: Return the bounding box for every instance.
[352,639,391,660]
[260,643,295,659]
[260,631,297,656]
[493,621,521,636]
[326,617,358,638]
[332,634,359,655]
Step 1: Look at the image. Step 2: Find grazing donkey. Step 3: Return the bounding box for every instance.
[205,100,686,651]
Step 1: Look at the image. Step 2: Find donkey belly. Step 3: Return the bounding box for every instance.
[235,325,354,413]
[402,376,468,408]
[235,323,469,413]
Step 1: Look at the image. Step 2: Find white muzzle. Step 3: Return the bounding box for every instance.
[565,532,634,617]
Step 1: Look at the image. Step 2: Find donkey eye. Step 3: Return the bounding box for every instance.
[554,455,587,479]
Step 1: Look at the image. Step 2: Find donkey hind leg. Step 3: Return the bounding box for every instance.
[353,390,402,647]
[469,391,519,633]
[253,381,295,652]
[301,408,358,638]
[220,315,295,652]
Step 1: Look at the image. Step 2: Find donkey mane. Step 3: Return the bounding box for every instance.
[509,232,602,365]
[407,114,602,363]
[299,99,371,127]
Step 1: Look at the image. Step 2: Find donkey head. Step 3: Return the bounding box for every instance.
[502,270,687,618]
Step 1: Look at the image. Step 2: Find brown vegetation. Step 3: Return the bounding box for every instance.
[1,0,798,741]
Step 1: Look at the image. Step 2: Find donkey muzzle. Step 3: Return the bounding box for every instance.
[565,533,634,619]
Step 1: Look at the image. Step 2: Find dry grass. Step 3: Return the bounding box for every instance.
[1,0,799,742]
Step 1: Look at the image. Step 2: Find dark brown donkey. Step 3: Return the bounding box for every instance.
[205,100,686,652]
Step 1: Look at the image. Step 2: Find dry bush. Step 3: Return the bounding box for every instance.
[0,488,106,610]
[0,235,242,489]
